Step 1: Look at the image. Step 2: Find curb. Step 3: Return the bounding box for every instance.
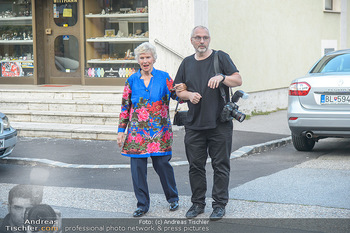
[0,137,292,169]
[230,136,292,158]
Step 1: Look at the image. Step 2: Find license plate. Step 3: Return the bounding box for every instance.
[0,139,4,149]
[321,95,350,104]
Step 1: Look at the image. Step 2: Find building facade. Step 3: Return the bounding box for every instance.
[210,0,350,112]
[1,0,349,113]
[0,0,149,86]
[152,0,350,112]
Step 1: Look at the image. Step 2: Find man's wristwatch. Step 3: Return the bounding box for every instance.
[219,73,226,83]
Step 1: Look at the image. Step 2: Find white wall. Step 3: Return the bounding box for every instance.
[149,0,349,114]
[239,88,289,114]
[204,0,348,112]
[208,0,343,93]
[149,0,195,78]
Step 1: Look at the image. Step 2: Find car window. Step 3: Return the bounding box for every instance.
[310,53,350,73]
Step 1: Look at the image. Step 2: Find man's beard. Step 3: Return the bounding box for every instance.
[196,45,208,53]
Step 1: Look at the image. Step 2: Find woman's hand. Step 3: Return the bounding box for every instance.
[117,132,126,147]
[174,83,187,92]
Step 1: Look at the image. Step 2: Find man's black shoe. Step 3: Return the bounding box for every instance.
[133,208,146,217]
[209,207,225,221]
[169,201,179,211]
[185,204,205,219]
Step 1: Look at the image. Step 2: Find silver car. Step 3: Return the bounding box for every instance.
[0,112,17,158]
[288,49,350,151]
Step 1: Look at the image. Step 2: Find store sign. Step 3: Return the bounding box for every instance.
[104,68,119,78]
[86,68,122,78]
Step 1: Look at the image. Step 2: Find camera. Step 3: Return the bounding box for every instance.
[220,90,248,123]
[25,204,57,231]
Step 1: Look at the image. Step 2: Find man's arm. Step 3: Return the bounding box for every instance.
[222,72,242,87]
[208,72,242,89]
[175,88,202,105]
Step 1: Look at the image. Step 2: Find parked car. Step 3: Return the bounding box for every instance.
[0,112,17,158]
[288,49,350,151]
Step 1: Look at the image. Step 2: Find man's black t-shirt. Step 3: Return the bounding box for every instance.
[0,214,13,233]
[174,50,239,130]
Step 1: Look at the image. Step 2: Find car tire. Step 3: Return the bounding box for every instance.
[292,133,315,151]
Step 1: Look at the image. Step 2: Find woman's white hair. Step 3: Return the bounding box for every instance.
[134,42,157,61]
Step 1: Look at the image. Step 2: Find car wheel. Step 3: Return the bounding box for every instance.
[292,133,315,151]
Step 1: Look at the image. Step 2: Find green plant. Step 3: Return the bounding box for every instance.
[245,108,287,120]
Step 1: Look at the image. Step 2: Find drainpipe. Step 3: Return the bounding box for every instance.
[194,0,208,27]
[340,0,348,49]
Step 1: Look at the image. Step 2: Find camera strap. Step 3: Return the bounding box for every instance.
[213,50,230,103]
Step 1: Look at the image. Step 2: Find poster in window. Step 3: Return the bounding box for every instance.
[63,8,73,18]
[1,62,24,77]
[105,29,115,37]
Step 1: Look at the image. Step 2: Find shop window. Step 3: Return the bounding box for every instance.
[53,0,78,27]
[84,0,148,78]
[54,35,79,72]
[0,0,33,78]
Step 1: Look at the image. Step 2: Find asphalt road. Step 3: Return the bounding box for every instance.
[0,136,347,194]
[0,137,303,193]
[0,125,293,192]
[7,129,289,165]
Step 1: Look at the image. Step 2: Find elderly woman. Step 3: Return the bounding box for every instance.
[117,42,184,217]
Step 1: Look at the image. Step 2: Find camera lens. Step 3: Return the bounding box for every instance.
[232,110,246,123]
[236,113,245,122]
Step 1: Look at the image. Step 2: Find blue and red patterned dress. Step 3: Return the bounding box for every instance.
[118,68,177,158]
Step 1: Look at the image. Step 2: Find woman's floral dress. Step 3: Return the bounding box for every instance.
[118,68,177,158]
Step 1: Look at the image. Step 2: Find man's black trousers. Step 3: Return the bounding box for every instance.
[184,121,233,208]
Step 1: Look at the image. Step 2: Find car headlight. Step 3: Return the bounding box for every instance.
[2,116,11,130]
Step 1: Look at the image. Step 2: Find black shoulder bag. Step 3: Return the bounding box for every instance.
[214,50,230,104]
[214,51,236,122]
[173,100,187,126]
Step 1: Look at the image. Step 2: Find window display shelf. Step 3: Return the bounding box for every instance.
[0,40,33,45]
[85,13,148,20]
[1,59,33,62]
[87,59,137,64]
[0,0,33,79]
[84,1,148,78]
[0,16,32,26]
[86,37,148,43]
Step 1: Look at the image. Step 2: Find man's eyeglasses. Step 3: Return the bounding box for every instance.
[192,36,210,42]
